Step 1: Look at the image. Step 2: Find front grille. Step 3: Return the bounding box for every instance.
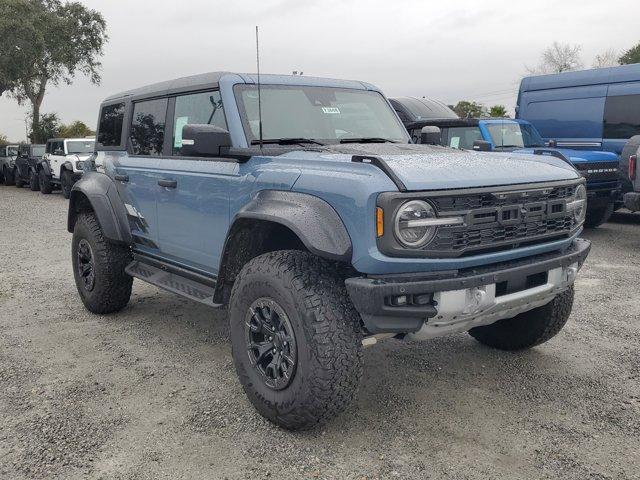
[574,163,619,183]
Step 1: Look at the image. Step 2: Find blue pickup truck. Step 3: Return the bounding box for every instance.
[69,73,590,430]
[391,98,620,228]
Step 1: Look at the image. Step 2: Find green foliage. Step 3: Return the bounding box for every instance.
[0,0,107,139]
[0,134,9,146]
[58,120,95,138]
[489,105,509,118]
[619,42,640,65]
[30,112,61,143]
[453,101,486,118]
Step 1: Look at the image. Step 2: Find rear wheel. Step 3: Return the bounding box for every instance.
[3,167,14,186]
[29,169,40,191]
[72,212,133,314]
[229,250,363,430]
[584,202,614,228]
[469,286,574,351]
[61,169,73,199]
[39,169,53,194]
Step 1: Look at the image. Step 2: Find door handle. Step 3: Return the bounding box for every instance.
[114,174,129,182]
[158,179,177,188]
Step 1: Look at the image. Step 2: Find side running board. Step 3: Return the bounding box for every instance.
[125,257,222,308]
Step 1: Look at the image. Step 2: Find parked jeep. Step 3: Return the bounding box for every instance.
[39,138,96,198]
[391,98,620,228]
[14,144,46,190]
[69,73,590,430]
[0,144,19,185]
[623,137,640,211]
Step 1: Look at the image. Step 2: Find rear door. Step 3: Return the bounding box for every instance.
[155,90,236,274]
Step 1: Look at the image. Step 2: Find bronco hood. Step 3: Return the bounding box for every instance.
[307,144,581,191]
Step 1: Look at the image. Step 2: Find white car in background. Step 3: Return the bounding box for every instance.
[39,138,96,198]
[1,144,19,185]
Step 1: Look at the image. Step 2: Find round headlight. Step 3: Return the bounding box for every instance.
[572,184,587,224]
[394,200,437,248]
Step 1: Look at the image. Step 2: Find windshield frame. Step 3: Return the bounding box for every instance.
[233,84,410,146]
[485,121,545,149]
[65,140,96,154]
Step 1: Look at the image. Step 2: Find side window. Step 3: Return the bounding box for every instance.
[46,142,52,154]
[172,90,226,156]
[603,95,640,140]
[130,98,168,156]
[98,103,125,147]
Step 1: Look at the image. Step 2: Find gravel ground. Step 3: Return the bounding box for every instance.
[0,185,638,480]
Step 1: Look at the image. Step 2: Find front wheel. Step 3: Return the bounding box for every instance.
[39,169,53,194]
[61,170,74,199]
[29,169,40,191]
[584,202,614,228]
[469,286,574,350]
[229,250,363,430]
[72,212,133,314]
[14,168,24,188]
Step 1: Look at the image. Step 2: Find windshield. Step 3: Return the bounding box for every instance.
[66,140,95,154]
[445,126,483,150]
[486,122,545,148]
[32,146,45,157]
[7,146,18,156]
[234,85,409,145]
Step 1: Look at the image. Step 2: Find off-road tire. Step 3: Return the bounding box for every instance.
[28,169,40,191]
[14,168,24,188]
[39,169,53,194]
[229,250,363,430]
[3,167,14,186]
[584,202,614,228]
[61,169,73,199]
[72,212,133,314]
[469,286,574,351]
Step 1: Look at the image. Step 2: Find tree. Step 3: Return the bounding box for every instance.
[527,42,583,74]
[4,1,106,144]
[0,134,8,146]
[30,112,61,143]
[58,120,95,138]
[453,101,486,118]
[593,49,619,68]
[489,105,509,118]
[619,41,640,65]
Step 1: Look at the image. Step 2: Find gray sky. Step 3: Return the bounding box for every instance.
[1,0,638,141]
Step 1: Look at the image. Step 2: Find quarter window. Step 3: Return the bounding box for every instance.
[130,98,168,156]
[172,91,227,156]
[98,103,125,147]
[603,94,640,139]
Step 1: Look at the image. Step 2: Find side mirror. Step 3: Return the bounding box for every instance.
[420,126,441,145]
[473,140,492,152]
[547,139,557,148]
[181,124,231,157]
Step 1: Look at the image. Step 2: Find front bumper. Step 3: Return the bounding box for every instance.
[624,192,640,212]
[346,238,591,337]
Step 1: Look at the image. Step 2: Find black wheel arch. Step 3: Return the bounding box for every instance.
[67,172,132,245]
[213,190,353,304]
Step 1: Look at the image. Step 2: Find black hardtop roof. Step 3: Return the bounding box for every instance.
[406,117,479,129]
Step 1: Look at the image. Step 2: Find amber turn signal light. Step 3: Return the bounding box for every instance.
[376,207,384,237]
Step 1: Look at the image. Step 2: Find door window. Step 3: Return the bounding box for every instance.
[171,91,227,156]
[603,94,640,139]
[130,98,168,156]
[98,103,126,147]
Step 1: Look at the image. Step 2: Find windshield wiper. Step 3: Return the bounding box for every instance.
[339,137,398,144]
[250,138,325,146]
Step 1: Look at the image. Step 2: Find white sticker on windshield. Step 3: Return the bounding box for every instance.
[321,107,341,114]
[450,137,460,149]
[174,116,189,148]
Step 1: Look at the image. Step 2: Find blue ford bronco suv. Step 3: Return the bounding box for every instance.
[68,72,591,430]
[391,98,621,228]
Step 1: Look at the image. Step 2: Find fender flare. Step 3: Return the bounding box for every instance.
[38,160,52,177]
[61,161,74,173]
[232,190,352,262]
[67,172,131,244]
